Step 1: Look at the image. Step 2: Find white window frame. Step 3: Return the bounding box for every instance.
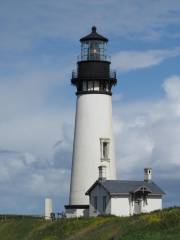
[100,138,110,162]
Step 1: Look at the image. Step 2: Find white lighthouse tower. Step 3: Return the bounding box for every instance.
[65,26,117,217]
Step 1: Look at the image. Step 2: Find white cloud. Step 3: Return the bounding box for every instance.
[0,148,71,213]
[26,168,70,197]
[0,113,73,157]
[113,76,180,206]
[112,48,180,71]
[163,75,180,101]
[114,75,180,179]
[0,0,180,52]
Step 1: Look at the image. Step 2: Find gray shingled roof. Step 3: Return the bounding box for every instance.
[86,180,165,195]
[102,180,165,195]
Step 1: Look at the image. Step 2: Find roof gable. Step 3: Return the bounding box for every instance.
[133,185,152,193]
[85,180,99,195]
[85,180,110,195]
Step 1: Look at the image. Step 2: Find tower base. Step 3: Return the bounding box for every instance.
[65,205,89,218]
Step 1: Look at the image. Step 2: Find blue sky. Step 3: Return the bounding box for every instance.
[0,0,180,214]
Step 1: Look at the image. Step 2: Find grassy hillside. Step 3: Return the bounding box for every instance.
[0,207,179,240]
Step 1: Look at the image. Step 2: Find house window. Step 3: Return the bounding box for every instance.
[94,196,98,212]
[103,196,107,212]
[100,138,110,161]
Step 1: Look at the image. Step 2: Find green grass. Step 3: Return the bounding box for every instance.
[0,207,179,240]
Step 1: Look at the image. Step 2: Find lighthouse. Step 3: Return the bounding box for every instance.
[65,27,117,217]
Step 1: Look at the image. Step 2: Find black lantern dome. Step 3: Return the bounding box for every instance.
[80,26,108,42]
[71,26,117,95]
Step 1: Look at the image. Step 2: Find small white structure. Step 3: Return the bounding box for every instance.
[86,168,165,217]
[45,198,53,220]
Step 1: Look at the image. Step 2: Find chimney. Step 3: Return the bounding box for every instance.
[144,168,152,182]
[98,165,107,181]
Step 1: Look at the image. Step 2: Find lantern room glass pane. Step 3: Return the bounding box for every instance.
[81,40,107,61]
[83,81,87,91]
[88,81,93,91]
[94,81,99,91]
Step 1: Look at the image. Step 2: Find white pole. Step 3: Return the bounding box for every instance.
[45,198,53,220]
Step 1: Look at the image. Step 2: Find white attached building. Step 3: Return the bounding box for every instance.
[86,168,165,217]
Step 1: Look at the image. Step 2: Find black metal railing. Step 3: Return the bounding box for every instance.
[110,70,116,79]
[77,54,111,62]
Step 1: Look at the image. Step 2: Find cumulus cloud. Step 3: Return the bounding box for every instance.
[113,75,180,206]
[163,75,180,101]
[0,119,73,214]
[0,148,71,214]
[0,0,180,52]
[112,48,180,71]
[0,76,74,214]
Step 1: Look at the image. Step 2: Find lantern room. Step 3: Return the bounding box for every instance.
[80,26,108,61]
[71,26,117,95]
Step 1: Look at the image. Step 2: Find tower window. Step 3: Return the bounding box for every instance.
[100,138,110,161]
[103,142,108,158]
